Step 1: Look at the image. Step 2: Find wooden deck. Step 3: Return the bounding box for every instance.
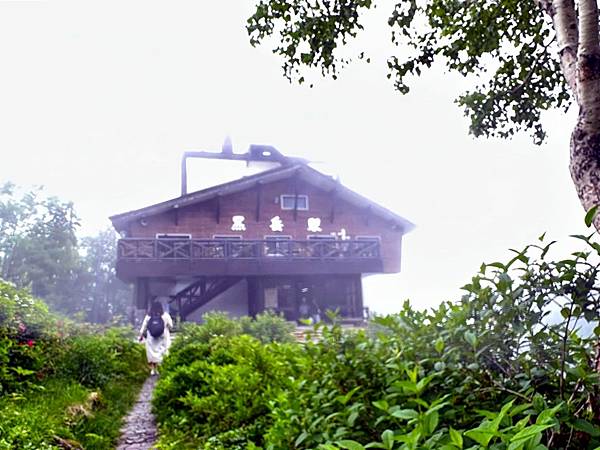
[116,238,383,279]
[118,238,380,260]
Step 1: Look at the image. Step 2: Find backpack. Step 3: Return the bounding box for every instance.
[147,314,165,338]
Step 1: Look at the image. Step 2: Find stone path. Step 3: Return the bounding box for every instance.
[116,376,158,450]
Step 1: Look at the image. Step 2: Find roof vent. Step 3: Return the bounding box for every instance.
[222,136,233,155]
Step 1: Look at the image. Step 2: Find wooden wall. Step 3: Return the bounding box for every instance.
[126,178,403,273]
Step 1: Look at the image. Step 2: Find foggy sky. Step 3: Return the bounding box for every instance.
[0,1,589,313]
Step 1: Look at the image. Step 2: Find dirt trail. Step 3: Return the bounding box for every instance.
[115,376,158,450]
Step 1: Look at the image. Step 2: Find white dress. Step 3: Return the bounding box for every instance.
[139,312,173,364]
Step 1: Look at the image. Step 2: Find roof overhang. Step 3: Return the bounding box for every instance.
[110,164,415,234]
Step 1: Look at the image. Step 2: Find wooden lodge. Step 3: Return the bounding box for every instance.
[110,144,414,323]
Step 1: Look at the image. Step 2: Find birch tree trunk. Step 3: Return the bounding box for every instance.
[546,0,600,229]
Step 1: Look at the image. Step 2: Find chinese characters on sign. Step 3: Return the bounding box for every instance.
[337,228,350,240]
[230,215,349,238]
[270,216,284,232]
[307,217,322,232]
[231,215,246,231]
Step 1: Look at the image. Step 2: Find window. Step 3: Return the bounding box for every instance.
[156,233,191,239]
[265,235,292,240]
[280,194,309,210]
[355,235,381,242]
[307,235,335,241]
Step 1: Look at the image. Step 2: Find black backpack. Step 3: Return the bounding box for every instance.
[147,314,165,338]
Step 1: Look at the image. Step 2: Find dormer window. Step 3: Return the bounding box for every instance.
[280,194,309,210]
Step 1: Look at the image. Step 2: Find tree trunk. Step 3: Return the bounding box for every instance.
[553,0,600,229]
[570,123,600,230]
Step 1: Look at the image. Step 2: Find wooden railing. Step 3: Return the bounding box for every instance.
[117,238,380,260]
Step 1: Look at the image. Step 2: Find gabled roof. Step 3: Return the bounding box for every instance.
[109,163,415,233]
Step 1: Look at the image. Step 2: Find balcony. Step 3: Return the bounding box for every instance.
[116,238,383,279]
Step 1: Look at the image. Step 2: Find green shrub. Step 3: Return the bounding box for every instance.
[241,310,295,344]
[0,278,147,449]
[154,334,305,448]
[168,311,243,354]
[58,327,144,388]
[0,280,62,394]
[153,234,600,450]
[263,234,600,449]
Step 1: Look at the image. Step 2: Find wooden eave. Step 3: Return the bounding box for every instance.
[109,164,415,233]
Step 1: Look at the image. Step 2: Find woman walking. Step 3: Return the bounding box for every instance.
[139,301,173,376]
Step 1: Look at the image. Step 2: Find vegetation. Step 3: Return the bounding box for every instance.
[154,234,600,449]
[247,0,600,231]
[0,279,147,449]
[0,182,131,324]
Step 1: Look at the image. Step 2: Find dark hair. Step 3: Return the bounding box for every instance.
[149,301,163,317]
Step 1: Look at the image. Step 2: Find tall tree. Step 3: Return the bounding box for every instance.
[0,184,132,323]
[247,0,600,227]
[79,229,132,324]
[0,182,81,310]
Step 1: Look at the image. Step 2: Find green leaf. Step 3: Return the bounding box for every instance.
[465,400,515,447]
[464,331,477,348]
[295,432,309,447]
[423,411,439,435]
[508,423,554,450]
[435,337,445,353]
[12,367,35,376]
[572,418,600,437]
[536,402,563,424]
[509,403,533,417]
[449,427,463,449]
[416,374,435,394]
[337,440,366,450]
[381,429,394,449]
[391,409,419,420]
[532,394,545,412]
[391,380,417,394]
[337,386,361,405]
[585,205,599,227]
[464,428,497,447]
[373,400,389,412]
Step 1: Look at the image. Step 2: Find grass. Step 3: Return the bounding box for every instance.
[0,371,146,450]
[0,379,88,449]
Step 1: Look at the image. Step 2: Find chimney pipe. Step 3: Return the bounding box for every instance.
[181,154,187,196]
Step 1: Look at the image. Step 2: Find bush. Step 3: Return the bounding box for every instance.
[241,310,295,344]
[153,234,600,450]
[0,279,148,449]
[0,281,62,394]
[154,334,305,448]
[170,310,294,354]
[168,311,243,354]
[262,234,600,449]
[58,327,144,388]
